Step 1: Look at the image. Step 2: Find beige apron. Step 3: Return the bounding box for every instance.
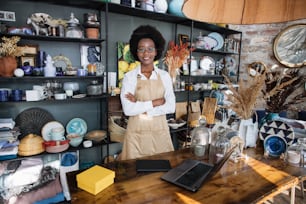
[120,74,174,160]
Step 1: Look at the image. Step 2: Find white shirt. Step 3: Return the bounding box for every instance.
[120,65,176,117]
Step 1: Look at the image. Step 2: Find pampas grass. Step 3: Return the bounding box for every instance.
[224,62,305,118]
[224,73,266,120]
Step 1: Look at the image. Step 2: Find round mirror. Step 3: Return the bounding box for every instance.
[273,24,306,68]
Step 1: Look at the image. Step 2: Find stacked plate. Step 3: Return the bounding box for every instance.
[260,120,295,157]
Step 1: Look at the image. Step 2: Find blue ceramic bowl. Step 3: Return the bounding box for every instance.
[264,135,287,157]
[67,133,83,147]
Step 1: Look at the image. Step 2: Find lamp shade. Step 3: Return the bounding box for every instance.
[182,0,306,24]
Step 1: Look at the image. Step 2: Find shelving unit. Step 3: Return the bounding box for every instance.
[0,0,109,165]
[0,0,242,159]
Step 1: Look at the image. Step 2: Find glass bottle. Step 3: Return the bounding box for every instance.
[190,118,210,158]
[209,126,230,164]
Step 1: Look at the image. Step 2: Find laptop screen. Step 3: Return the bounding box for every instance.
[175,163,213,186]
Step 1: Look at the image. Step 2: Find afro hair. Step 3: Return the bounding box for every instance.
[129,25,166,61]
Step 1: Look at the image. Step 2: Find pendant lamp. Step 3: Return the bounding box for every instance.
[182,0,306,24]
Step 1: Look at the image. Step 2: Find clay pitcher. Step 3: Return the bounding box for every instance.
[0,56,17,77]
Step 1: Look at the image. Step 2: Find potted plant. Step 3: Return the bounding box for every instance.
[0,36,24,77]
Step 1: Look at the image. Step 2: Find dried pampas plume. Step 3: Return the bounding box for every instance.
[224,64,266,120]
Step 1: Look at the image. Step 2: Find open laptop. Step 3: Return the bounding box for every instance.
[161,147,235,192]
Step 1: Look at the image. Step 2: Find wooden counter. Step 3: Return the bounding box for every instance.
[68,147,306,204]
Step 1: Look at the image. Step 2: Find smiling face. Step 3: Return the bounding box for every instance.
[137,38,157,67]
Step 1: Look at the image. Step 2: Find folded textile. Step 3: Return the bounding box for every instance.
[0,146,18,156]
[3,157,43,189]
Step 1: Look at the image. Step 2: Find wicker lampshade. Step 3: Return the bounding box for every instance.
[182,0,306,24]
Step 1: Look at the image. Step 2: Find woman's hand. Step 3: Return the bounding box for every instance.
[125,92,136,103]
[152,97,165,107]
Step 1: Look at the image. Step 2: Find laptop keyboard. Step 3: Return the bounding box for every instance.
[175,163,213,186]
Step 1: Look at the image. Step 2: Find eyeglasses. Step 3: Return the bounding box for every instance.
[137,47,156,53]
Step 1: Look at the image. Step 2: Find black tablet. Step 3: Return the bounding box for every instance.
[136,159,171,172]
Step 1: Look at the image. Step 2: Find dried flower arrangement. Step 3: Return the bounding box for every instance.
[262,65,305,113]
[163,41,192,80]
[224,61,306,120]
[224,73,266,120]
[0,36,24,57]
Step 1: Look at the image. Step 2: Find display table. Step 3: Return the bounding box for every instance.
[67,147,306,204]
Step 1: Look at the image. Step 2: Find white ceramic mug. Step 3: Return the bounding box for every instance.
[65,89,73,97]
[50,127,65,141]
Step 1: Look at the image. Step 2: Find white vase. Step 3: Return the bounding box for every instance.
[238,118,258,148]
[154,0,168,13]
[141,0,154,11]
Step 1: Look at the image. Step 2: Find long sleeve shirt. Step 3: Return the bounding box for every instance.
[120,65,176,117]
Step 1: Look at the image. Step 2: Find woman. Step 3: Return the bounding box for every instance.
[120,25,176,160]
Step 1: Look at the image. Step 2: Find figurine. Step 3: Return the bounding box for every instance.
[27,13,52,36]
[44,55,56,77]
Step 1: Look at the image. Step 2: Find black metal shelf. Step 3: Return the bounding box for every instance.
[4,138,109,161]
[18,0,241,35]
[193,48,239,55]
[0,75,103,82]
[105,3,241,35]
[0,94,108,104]
[0,33,105,43]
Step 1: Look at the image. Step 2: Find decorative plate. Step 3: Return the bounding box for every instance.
[72,94,86,99]
[199,56,215,72]
[264,135,287,157]
[66,118,87,136]
[41,121,65,141]
[53,55,72,71]
[15,108,55,139]
[259,120,295,145]
[203,36,218,50]
[208,32,224,50]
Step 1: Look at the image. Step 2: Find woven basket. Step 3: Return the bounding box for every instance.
[18,134,45,156]
[109,116,126,143]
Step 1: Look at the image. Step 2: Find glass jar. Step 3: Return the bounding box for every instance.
[286,138,306,167]
[66,13,83,38]
[209,126,230,164]
[190,118,210,157]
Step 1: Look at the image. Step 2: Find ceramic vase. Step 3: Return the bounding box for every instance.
[238,118,258,148]
[168,0,185,17]
[0,56,17,77]
[154,0,168,13]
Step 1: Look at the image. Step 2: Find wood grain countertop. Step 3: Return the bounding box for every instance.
[67,147,306,204]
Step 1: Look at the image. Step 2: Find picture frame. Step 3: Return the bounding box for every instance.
[117,41,136,87]
[80,45,101,69]
[178,34,190,46]
[18,44,38,55]
[0,10,15,21]
[20,56,35,67]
